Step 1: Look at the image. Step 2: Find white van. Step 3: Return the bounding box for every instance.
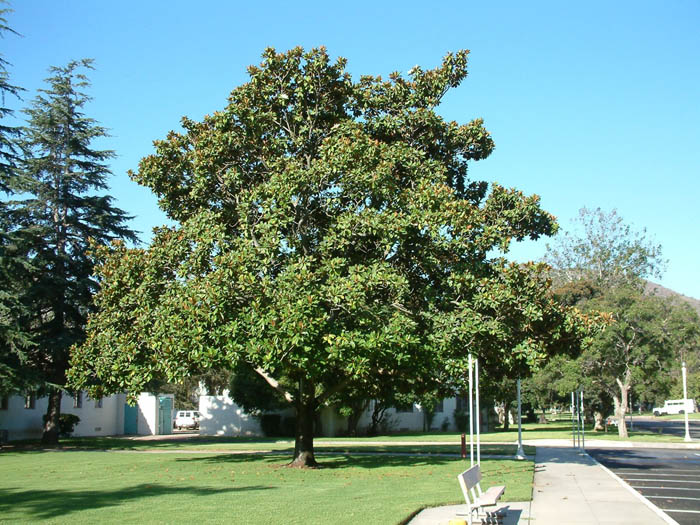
[652,399,696,416]
[174,410,200,430]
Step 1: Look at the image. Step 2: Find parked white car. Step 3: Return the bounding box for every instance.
[652,399,696,416]
[174,410,200,430]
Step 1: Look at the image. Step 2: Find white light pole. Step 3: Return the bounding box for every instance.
[683,361,691,442]
[516,378,525,459]
[468,354,474,465]
[475,358,481,466]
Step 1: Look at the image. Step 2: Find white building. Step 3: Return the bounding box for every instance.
[198,390,263,436]
[197,390,486,437]
[0,391,174,441]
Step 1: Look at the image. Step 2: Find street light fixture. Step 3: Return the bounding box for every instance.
[516,378,525,459]
[683,361,691,442]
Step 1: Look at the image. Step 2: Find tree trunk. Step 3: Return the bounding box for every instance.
[289,379,318,468]
[502,402,511,431]
[615,372,631,438]
[290,401,317,467]
[613,393,628,438]
[593,411,604,431]
[538,408,547,424]
[41,389,62,445]
[369,402,387,436]
[347,400,369,436]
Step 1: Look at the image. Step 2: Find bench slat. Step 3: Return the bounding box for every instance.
[475,485,505,507]
[459,465,482,489]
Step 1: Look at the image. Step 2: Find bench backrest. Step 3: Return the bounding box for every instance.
[458,465,482,492]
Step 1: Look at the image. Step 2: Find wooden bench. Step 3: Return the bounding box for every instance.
[456,465,506,525]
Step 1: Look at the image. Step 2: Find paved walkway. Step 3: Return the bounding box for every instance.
[409,444,676,525]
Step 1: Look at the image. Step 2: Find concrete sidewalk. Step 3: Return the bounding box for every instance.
[409,445,674,525]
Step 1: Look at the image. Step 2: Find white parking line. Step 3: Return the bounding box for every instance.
[621,473,700,478]
[664,509,700,514]
[614,466,700,472]
[631,486,700,491]
[625,478,700,484]
[647,496,700,502]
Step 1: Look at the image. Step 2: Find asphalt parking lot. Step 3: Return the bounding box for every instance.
[622,416,700,439]
[588,447,700,525]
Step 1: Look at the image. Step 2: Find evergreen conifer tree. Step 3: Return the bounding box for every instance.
[0,2,34,396]
[9,59,136,443]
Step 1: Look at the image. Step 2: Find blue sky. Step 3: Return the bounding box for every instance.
[4,1,699,298]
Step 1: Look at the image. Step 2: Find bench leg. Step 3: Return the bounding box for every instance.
[478,509,505,525]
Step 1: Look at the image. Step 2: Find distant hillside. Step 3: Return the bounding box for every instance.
[645,281,700,315]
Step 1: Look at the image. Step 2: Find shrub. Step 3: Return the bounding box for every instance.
[453,409,468,433]
[259,414,282,437]
[42,413,81,437]
[281,416,296,437]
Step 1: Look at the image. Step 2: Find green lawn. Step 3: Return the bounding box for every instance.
[0,450,533,524]
[40,419,688,455]
[50,435,533,457]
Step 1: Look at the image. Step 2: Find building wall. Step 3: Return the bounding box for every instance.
[199,391,263,436]
[196,390,482,437]
[0,392,126,441]
[0,392,170,441]
[136,393,157,435]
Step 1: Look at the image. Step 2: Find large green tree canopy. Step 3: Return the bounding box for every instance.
[69,48,597,466]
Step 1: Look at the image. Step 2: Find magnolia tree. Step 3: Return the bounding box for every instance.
[69,48,598,467]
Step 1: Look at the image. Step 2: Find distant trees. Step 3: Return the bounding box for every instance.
[545,207,665,290]
[538,207,699,437]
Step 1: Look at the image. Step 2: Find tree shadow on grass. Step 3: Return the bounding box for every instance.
[0,484,270,520]
[175,451,470,470]
[7,434,296,452]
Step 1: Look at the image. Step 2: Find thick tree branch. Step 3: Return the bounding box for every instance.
[254,367,294,403]
[317,377,352,405]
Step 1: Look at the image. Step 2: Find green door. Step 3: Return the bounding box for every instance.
[158,396,173,435]
[124,404,138,434]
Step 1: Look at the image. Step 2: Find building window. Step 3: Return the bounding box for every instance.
[25,393,36,409]
[1,396,8,410]
[73,391,83,409]
[94,397,103,408]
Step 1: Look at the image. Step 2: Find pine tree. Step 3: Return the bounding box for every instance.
[9,59,137,443]
[0,1,33,395]
[0,1,22,190]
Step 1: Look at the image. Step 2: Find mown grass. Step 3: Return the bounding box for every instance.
[9,419,682,455]
[44,436,532,456]
[10,418,690,457]
[0,450,533,524]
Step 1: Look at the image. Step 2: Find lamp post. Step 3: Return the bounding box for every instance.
[516,379,525,459]
[683,361,691,442]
